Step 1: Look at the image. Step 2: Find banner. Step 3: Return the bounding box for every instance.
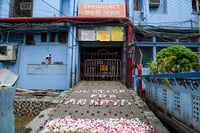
[112,27,123,41]
[79,3,126,17]
[81,30,95,41]
[96,31,110,41]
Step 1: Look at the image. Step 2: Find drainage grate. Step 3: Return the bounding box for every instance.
[162,88,167,105]
[153,87,158,102]
[174,91,180,112]
[193,96,200,121]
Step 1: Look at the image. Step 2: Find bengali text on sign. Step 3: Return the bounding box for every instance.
[96,31,110,41]
[78,3,126,17]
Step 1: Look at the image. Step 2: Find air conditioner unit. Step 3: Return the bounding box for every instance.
[0,45,16,61]
[20,2,32,10]
[149,0,160,7]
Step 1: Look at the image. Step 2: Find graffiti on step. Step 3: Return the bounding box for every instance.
[63,89,131,106]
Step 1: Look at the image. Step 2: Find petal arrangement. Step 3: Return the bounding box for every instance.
[40,116,151,133]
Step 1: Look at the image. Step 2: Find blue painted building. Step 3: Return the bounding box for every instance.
[130,0,200,72]
[0,0,199,90]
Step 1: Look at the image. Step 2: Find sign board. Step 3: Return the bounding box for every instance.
[96,31,110,41]
[78,3,126,17]
[78,26,124,42]
[81,30,95,41]
[100,65,108,71]
[111,27,123,41]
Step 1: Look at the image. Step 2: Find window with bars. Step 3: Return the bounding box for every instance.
[192,0,200,9]
[58,32,67,43]
[134,0,141,11]
[12,0,33,17]
[41,33,47,42]
[50,32,56,42]
[26,33,35,45]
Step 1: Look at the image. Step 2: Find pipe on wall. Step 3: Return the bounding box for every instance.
[0,17,133,41]
[132,64,142,97]
[71,25,77,87]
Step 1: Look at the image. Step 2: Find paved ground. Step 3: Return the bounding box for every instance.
[24,81,169,133]
[50,81,144,119]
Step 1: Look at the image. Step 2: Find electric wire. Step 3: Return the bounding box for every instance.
[0,17,199,42]
[1,0,200,43]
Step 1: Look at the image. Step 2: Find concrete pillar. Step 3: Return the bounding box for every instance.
[153,45,157,61]
[71,26,77,87]
[122,42,127,84]
[68,27,73,87]
[198,47,200,63]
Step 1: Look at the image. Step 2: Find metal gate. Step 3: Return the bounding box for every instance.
[84,59,121,80]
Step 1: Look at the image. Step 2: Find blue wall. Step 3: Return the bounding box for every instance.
[0,1,74,90]
[61,0,70,16]
[132,0,198,28]
[17,45,69,90]
[128,0,200,72]
[143,72,200,132]
[33,0,61,17]
[0,0,10,18]
[78,0,125,3]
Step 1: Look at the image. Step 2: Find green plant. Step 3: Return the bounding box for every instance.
[147,61,158,74]
[148,45,199,74]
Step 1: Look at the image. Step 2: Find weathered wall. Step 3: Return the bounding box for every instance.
[17,45,69,90]
[0,87,15,133]
[133,0,198,28]
[14,97,52,116]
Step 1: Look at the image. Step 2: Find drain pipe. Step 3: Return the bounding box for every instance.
[71,25,77,87]
[68,26,73,87]
[0,17,133,47]
[0,17,133,41]
[132,64,142,97]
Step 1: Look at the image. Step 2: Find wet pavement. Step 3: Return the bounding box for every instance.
[24,81,169,133]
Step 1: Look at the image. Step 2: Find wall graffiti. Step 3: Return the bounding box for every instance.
[143,77,200,92]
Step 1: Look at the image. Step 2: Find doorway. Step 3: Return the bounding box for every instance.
[80,47,122,81]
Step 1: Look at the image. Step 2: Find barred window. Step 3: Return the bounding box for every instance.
[134,0,141,11]
[58,32,67,43]
[192,0,200,9]
[26,33,34,45]
[41,33,47,42]
[12,0,32,17]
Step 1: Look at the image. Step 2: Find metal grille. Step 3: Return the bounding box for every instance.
[84,59,121,80]
[80,47,121,81]
[193,96,200,121]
